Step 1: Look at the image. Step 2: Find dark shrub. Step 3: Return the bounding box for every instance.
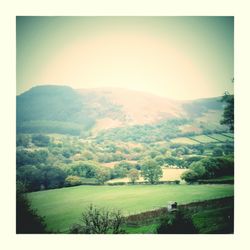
[16,182,47,233]
[157,210,197,234]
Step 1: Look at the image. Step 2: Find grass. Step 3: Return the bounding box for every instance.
[192,205,233,233]
[124,223,159,234]
[191,135,218,143]
[28,184,234,233]
[125,197,234,234]
[222,132,234,138]
[170,137,199,145]
[170,133,234,145]
[208,134,234,142]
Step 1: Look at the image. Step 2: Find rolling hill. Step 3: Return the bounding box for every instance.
[16,85,226,135]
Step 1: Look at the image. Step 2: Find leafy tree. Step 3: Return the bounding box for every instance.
[222,142,234,155]
[65,175,82,186]
[220,92,234,132]
[17,165,43,191]
[95,168,111,184]
[98,153,113,163]
[115,161,135,170]
[141,159,163,184]
[111,166,128,179]
[82,150,94,160]
[181,157,234,183]
[105,143,117,153]
[212,148,223,157]
[149,150,158,158]
[68,161,98,178]
[201,157,234,178]
[190,162,206,176]
[111,153,126,161]
[16,149,48,168]
[182,156,203,168]
[180,170,199,183]
[164,157,183,168]
[32,134,50,147]
[155,155,165,166]
[16,134,30,147]
[40,166,67,189]
[181,161,206,183]
[69,204,125,234]
[192,144,205,155]
[128,169,139,184]
[62,149,71,158]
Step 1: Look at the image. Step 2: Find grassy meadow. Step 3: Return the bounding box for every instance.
[28,184,234,233]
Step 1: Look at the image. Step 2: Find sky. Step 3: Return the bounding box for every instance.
[16,16,234,99]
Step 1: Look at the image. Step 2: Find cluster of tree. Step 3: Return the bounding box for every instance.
[16,134,30,147]
[96,119,189,143]
[31,134,50,147]
[67,161,98,178]
[17,156,143,191]
[66,161,114,184]
[181,156,234,183]
[17,149,49,168]
[17,165,67,191]
[220,93,234,132]
[97,152,126,163]
[154,156,184,167]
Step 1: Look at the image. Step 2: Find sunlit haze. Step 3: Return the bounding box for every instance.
[16,16,234,99]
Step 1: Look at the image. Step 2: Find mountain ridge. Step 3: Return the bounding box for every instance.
[16,85,225,135]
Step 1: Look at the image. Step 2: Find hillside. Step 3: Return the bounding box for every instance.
[78,88,185,126]
[16,85,226,135]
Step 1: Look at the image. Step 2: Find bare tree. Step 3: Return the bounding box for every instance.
[69,204,125,234]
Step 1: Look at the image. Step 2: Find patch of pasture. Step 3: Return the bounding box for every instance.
[170,137,199,145]
[191,135,218,143]
[222,132,234,138]
[208,134,234,142]
[28,184,234,233]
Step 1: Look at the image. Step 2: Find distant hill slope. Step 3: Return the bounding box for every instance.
[78,87,185,125]
[16,85,225,135]
[16,85,95,135]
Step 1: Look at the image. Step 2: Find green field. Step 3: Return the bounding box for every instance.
[192,205,233,233]
[170,137,199,145]
[169,133,234,145]
[191,135,218,143]
[28,184,234,233]
[208,134,234,142]
[222,133,234,138]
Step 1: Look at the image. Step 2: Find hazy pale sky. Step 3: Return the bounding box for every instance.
[16,16,233,99]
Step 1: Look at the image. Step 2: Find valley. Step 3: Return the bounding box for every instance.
[16,85,234,234]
